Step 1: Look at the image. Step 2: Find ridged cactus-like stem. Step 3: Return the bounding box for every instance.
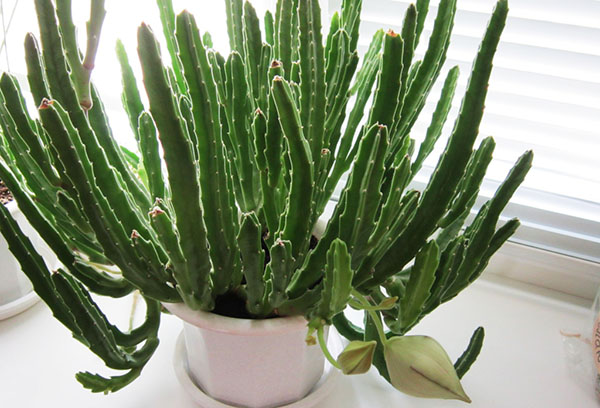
[271,76,314,260]
[175,11,241,295]
[357,0,509,288]
[137,23,213,309]
[55,0,106,110]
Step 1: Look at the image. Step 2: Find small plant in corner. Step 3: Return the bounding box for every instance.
[0,0,531,401]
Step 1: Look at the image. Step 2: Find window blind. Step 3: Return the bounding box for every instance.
[329,0,600,264]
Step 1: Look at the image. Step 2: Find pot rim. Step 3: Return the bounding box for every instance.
[163,302,309,336]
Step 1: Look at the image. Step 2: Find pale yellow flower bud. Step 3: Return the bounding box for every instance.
[337,340,377,375]
[383,335,471,403]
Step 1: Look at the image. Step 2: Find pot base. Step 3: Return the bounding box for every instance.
[173,331,342,408]
[0,290,39,320]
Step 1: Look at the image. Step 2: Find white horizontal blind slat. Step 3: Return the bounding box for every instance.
[329,0,600,263]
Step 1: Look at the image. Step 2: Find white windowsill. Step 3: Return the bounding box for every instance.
[486,241,600,301]
[0,273,596,407]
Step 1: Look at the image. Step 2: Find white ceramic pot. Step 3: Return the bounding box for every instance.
[0,200,56,319]
[0,201,34,303]
[0,201,39,318]
[165,302,327,408]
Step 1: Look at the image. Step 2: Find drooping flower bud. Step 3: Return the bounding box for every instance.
[337,340,377,375]
[383,335,471,402]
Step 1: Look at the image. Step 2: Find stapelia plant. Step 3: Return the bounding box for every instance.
[0,0,531,400]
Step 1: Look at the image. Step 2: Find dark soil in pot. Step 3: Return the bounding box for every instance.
[0,179,13,205]
[213,291,258,319]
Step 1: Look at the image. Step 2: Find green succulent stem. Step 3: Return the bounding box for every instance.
[56,0,106,110]
[317,324,342,370]
[352,289,388,346]
[348,296,397,312]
